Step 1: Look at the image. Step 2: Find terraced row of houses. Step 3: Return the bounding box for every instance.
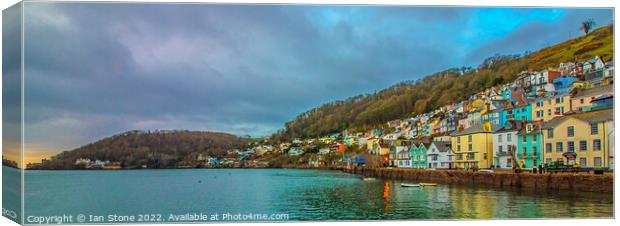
[304,56,614,170]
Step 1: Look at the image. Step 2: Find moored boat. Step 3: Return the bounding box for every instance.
[400,183,420,187]
[362,177,376,181]
[419,183,438,186]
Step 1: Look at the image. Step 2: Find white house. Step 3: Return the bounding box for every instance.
[583,55,605,73]
[427,141,454,169]
[395,145,411,168]
[492,120,522,169]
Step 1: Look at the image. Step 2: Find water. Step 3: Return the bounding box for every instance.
[20,168,612,223]
[2,166,21,223]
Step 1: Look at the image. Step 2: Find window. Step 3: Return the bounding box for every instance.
[532,147,537,156]
[547,109,552,116]
[580,98,584,104]
[591,123,599,135]
[567,126,574,137]
[467,153,475,160]
[567,141,575,152]
[456,154,463,160]
[498,134,503,142]
[546,143,552,153]
[522,135,526,142]
[555,98,561,104]
[468,144,472,151]
[507,158,512,167]
[579,141,587,151]
[498,145,503,153]
[547,129,554,138]
[457,137,461,143]
[483,153,487,160]
[468,135,472,142]
[556,142,563,153]
[532,134,537,142]
[522,147,527,156]
[593,139,601,151]
[507,134,512,142]
[579,158,587,166]
[594,157,602,167]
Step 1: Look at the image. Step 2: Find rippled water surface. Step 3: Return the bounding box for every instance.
[23,168,613,222]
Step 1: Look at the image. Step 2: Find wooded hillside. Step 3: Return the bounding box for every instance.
[273,26,613,141]
[31,130,249,169]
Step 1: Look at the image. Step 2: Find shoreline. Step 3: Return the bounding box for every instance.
[344,167,614,193]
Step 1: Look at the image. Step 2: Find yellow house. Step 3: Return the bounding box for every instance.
[531,92,572,122]
[366,137,390,156]
[541,109,613,168]
[451,121,495,169]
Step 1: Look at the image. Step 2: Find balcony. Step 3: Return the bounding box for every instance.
[497,151,511,157]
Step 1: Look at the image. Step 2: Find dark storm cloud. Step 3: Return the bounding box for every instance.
[18,2,612,157]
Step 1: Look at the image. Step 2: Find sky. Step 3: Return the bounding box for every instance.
[5,2,613,162]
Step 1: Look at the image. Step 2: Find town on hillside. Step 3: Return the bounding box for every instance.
[239,55,613,173]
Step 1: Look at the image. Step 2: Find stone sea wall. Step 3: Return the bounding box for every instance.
[345,167,613,193]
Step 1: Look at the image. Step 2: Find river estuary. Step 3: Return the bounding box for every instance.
[12,167,613,222]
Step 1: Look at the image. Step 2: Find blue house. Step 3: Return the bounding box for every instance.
[516,122,543,169]
[552,77,577,90]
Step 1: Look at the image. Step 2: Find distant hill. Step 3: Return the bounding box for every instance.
[273,26,614,141]
[31,130,250,169]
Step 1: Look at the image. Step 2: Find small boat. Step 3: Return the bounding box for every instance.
[400,183,421,187]
[419,183,438,187]
[362,177,376,181]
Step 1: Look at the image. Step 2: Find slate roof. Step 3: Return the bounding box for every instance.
[450,123,499,136]
[494,120,524,133]
[541,109,613,129]
[431,141,452,152]
[573,85,613,98]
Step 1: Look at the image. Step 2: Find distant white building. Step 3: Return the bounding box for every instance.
[433,136,451,142]
[75,158,91,165]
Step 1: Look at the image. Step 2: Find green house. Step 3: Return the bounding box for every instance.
[410,142,429,169]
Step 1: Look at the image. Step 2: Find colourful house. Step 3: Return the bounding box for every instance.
[410,142,429,169]
[541,109,613,169]
[516,121,543,169]
[427,141,454,169]
[492,120,522,169]
[450,121,495,169]
[571,85,613,112]
[531,90,572,122]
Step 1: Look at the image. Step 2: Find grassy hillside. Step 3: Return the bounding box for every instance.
[274,26,613,141]
[527,26,613,70]
[30,130,250,169]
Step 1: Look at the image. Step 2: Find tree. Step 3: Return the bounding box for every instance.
[580,19,596,34]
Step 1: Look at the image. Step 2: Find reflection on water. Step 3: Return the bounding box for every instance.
[383,181,390,213]
[24,169,612,221]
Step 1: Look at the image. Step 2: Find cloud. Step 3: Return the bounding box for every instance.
[17,3,613,159]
